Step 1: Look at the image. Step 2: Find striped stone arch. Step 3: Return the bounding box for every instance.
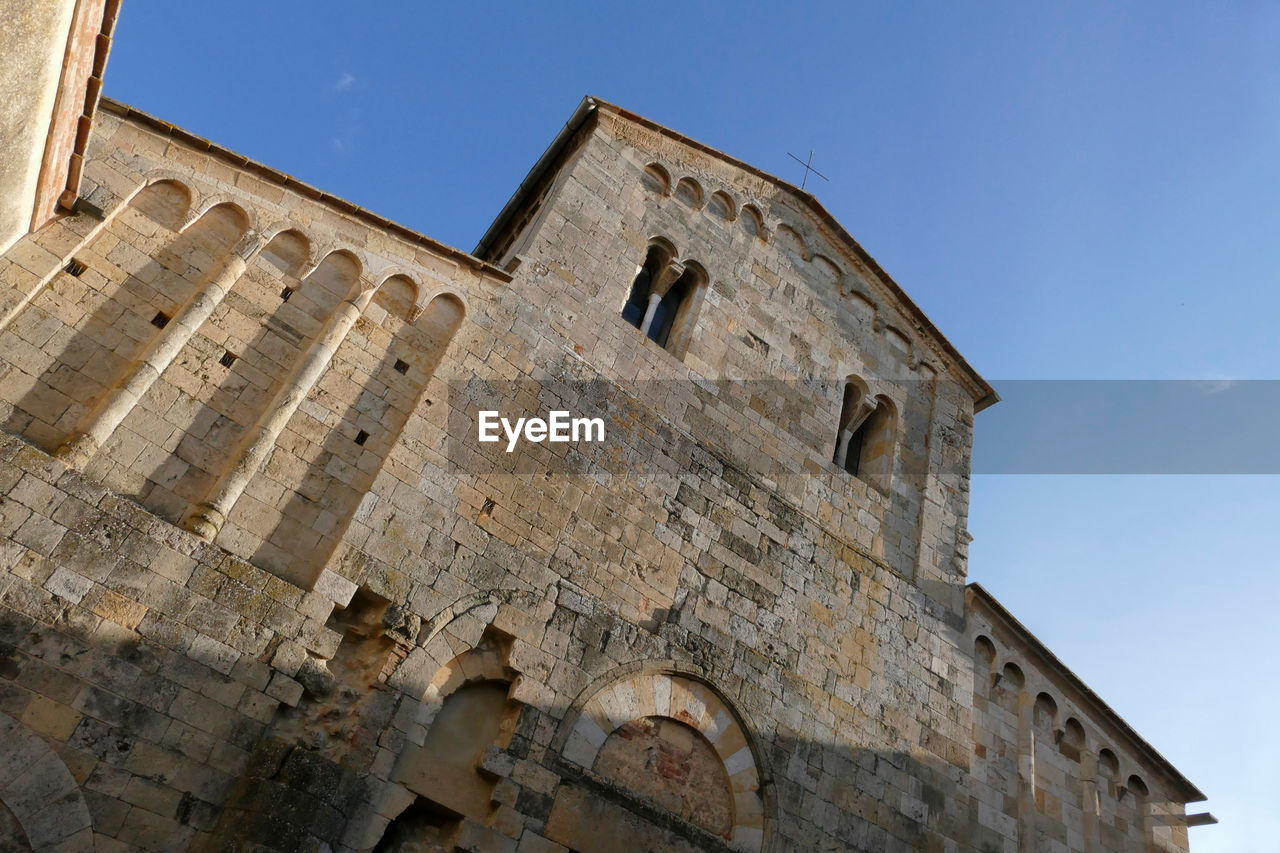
[0,712,93,850]
[563,672,765,852]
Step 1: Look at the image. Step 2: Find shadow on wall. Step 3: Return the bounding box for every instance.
[0,180,245,457]
[239,281,464,588]
[126,229,333,525]
[0,571,1196,853]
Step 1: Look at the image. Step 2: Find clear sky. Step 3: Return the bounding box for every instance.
[107,2,1278,848]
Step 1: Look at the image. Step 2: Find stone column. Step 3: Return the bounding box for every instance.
[637,292,662,337]
[638,259,684,337]
[1017,688,1036,853]
[55,230,266,467]
[184,278,378,540]
[1081,751,1100,853]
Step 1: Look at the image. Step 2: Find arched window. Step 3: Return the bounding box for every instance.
[622,241,671,330]
[833,379,896,490]
[621,241,705,359]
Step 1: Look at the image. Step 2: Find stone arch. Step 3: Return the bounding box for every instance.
[992,661,1024,714]
[811,254,841,290]
[775,223,807,263]
[642,162,671,195]
[1126,774,1148,798]
[374,630,523,851]
[305,248,363,303]
[740,203,765,239]
[883,325,912,363]
[1060,716,1086,760]
[0,712,93,850]
[418,284,471,324]
[1033,691,1058,729]
[846,289,877,333]
[561,671,766,852]
[674,176,704,208]
[1098,748,1120,782]
[258,221,313,254]
[127,177,194,230]
[259,228,311,275]
[184,194,255,233]
[973,635,996,667]
[708,190,736,221]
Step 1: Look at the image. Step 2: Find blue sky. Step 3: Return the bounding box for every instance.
[108,2,1278,847]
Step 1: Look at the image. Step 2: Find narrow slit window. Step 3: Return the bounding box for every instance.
[354,429,369,446]
[280,286,294,302]
[393,358,409,375]
[63,258,87,277]
[219,351,237,368]
[151,311,170,329]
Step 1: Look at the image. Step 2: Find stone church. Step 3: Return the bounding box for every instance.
[0,2,1212,851]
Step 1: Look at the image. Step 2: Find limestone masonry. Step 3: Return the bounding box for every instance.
[0,4,1210,851]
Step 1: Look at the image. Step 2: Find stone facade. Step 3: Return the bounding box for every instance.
[0,16,1207,850]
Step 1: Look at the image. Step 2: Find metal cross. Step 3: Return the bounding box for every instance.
[787,150,829,190]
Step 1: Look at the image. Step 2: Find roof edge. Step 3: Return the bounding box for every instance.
[97,98,511,283]
[476,95,997,411]
[967,582,1206,803]
[473,95,599,263]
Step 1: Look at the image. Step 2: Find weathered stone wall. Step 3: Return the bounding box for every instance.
[966,591,1195,852]
[0,97,1201,853]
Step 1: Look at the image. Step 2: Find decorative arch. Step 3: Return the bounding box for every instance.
[973,635,996,667]
[373,272,420,320]
[1126,774,1149,798]
[642,162,671,195]
[674,176,704,208]
[740,204,765,239]
[1062,717,1086,754]
[183,195,254,233]
[258,220,313,252]
[811,254,842,290]
[258,228,311,277]
[418,284,471,322]
[1098,748,1120,781]
[126,177,194,230]
[708,190,737,221]
[562,671,766,852]
[1033,691,1058,729]
[774,223,806,262]
[0,712,93,850]
[302,248,362,297]
[846,289,877,330]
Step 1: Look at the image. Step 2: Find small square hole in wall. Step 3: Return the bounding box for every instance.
[219,351,237,368]
[280,287,294,302]
[393,358,409,375]
[63,258,87,277]
[151,311,170,329]
[354,429,369,446]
